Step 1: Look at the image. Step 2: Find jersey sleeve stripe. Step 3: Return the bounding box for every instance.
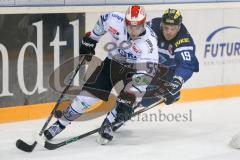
[174,46,194,52]
[92,30,104,36]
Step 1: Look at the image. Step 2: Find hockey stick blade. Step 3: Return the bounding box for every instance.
[44,128,99,150]
[16,139,37,152]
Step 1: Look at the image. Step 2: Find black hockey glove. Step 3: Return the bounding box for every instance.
[163,77,182,105]
[166,77,183,96]
[80,32,97,61]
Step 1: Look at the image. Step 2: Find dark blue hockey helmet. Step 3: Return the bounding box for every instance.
[162,8,182,25]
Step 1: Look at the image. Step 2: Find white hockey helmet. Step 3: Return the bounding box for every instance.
[125,5,146,39]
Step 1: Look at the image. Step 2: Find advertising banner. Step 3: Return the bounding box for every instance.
[0,13,85,107]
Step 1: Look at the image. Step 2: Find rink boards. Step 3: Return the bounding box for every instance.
[0,2,240,123]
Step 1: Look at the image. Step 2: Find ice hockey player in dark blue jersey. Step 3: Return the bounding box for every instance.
[98,8,199,144]
[142,8,199,106]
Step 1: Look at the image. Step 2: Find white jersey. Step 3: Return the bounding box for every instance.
[89,12,159,76]
[66,12,160,116]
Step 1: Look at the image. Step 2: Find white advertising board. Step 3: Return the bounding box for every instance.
[84,3,240,89]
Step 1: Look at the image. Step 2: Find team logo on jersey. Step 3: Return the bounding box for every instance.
[108,26,119,40]
[118,49,137,60]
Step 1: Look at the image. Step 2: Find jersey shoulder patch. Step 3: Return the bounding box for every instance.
[175,37,191,47]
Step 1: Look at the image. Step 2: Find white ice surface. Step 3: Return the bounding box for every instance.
[1,98,240,160]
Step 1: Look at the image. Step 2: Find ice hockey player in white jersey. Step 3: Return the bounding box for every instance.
[43,5,159,145]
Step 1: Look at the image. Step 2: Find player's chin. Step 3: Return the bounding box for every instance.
[130,36,138,40]
[165,36,174,41]
[129,33,139,39]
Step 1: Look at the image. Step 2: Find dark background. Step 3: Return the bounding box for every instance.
[0,13,85,107]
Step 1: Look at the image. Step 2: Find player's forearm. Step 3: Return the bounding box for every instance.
[89,14,109,42]
[174,66,194,83]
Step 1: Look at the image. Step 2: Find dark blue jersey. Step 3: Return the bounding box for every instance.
[147,18,199,83]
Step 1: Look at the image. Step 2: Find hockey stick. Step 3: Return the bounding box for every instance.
[44,98,165,150]
[16,57,86,152]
